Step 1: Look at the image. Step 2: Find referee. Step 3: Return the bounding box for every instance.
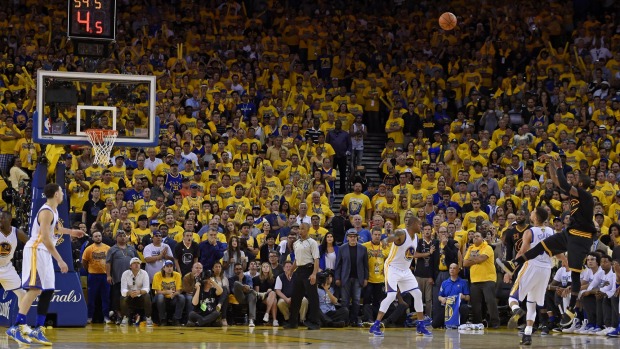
[284,223,321,330]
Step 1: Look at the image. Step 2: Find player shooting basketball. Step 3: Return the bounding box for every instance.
[497,155,595,328]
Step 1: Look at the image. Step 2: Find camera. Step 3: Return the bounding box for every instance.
[204,270,213,279]
[317,269,334,286]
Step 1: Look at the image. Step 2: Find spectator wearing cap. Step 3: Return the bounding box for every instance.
[106,230,138,324]
[335,229,369,326]
[152,259,185,326]
[119,257,152,326]
[131,214,152,253]
[143,229,174,282]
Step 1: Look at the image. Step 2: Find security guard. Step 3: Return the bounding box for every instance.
[284,222,321,330]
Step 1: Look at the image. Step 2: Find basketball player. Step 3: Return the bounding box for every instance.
[6,183,85,345]
[0,210,29,329]
[505,207,563,345]
[498,156,595,327]
[369,216,435,337]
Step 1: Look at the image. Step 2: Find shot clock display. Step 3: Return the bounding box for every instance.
[68,0,116,40]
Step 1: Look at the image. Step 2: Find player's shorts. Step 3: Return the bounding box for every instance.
[538,229,592,272]
[509,261,551,306]
[0,263,22,290]
[385,265,419,293]
[21,247,55,290]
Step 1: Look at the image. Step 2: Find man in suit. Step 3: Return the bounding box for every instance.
[335,230,369,326]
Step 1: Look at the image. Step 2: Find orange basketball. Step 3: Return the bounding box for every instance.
[439,12,457,31]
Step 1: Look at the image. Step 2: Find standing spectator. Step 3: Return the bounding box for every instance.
[433,263,470,328]
[120,258,152,326]
[341,184,373,226]
[319,232,339,271]
[152,260,185,326]
[229,262,258,327]
[284,223,321,330]
[362,228,389,322]
[198,229,226,271]
[143,231,174,282]
[464,232,500,328]
[106,231,138,324]
[326,120,352,194]
[275,261,308,325]
[432,227,460,323]
[222,236,247,278]
[82,231,111,324]
[187,273,224,327]
[174,231,199,278]
[0,116,21,174]
[82,186,105,229]
[335,230,369,326]
[414,224,438,317]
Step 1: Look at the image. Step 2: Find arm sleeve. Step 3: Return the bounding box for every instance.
[555,168,573,193]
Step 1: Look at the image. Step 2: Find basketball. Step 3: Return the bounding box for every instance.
[439,12,457,30]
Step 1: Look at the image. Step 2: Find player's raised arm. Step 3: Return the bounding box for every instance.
[545,155,578,197]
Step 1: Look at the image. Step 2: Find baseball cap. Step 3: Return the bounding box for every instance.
[290,223,300,228]
[130,257,141,265]
[164,260,174,266]
[190,183,198,189]
[346,229,359,237]
[150,220,159,225]
[252,205,261,210]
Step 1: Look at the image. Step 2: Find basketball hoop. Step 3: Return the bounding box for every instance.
[85,129,118,166]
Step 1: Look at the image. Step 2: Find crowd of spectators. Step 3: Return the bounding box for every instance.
[0,0,620,331]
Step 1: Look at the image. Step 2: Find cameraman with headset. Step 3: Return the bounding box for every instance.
[317,269,347,327]
[187,267,223,327]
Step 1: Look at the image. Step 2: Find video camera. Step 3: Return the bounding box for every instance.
[317,269,334,286]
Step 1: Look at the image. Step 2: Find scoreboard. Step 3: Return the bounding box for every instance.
[67,0,116,41]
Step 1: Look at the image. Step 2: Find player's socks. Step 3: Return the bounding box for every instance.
[14,313,27,326]
[524,326,533,335]
[36,315,46,327]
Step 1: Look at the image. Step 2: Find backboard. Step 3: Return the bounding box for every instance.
[34,70,158,147]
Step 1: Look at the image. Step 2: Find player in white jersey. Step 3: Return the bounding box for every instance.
[504,207,565,346]
[6,183,85,346]
[0,211,29,301]
[369,216,435,337]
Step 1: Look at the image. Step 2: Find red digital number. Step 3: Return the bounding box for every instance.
[95,21,103,34]
[76,10,91,33]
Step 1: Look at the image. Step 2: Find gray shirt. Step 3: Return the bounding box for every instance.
[106,244,138,284]
[293,237,320,265]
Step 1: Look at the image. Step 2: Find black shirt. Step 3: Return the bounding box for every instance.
[82,199,105,229]
[503,224,531,260]
[252,275,275,292]
[194,287,218,316]
[414,238,438,280]
[174,241,200,277]
[568,188,596,236]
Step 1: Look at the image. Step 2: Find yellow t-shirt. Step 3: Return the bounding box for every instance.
[464,242,496,283]
[363,241,390,283]
[341,192,372,222]
[152,271,182,298]
[81,243,110,274]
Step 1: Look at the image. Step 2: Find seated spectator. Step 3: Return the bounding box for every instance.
[187,272,224,327]
[229,262,257,327]
[433,263,471,329]
[254,262,279,326]
[212,262,230,326]
[120,257,152,326]
[152,260,185,326]
[268,251,284,278]
[181,262,204,320]
[275,261,308,325]
[317,270,347,328]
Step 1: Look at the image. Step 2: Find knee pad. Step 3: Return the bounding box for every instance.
[526,302,537,322]
[409,289,423,313]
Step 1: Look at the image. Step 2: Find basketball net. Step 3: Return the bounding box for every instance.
[85,129,118,166]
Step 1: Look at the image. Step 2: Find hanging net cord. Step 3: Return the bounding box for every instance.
[85,130,118,166]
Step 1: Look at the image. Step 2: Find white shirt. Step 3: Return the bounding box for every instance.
[143,243,173,281]
[599,269,617,298]
[144,157,163,172]
[120,269,150,297]
[553,267,571,287]
[293,237,320,265]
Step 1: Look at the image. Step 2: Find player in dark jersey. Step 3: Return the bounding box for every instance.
[502,210,531,261]
[497,156,595,328]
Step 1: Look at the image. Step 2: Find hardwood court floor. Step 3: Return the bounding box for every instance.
[1,324,618,348]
